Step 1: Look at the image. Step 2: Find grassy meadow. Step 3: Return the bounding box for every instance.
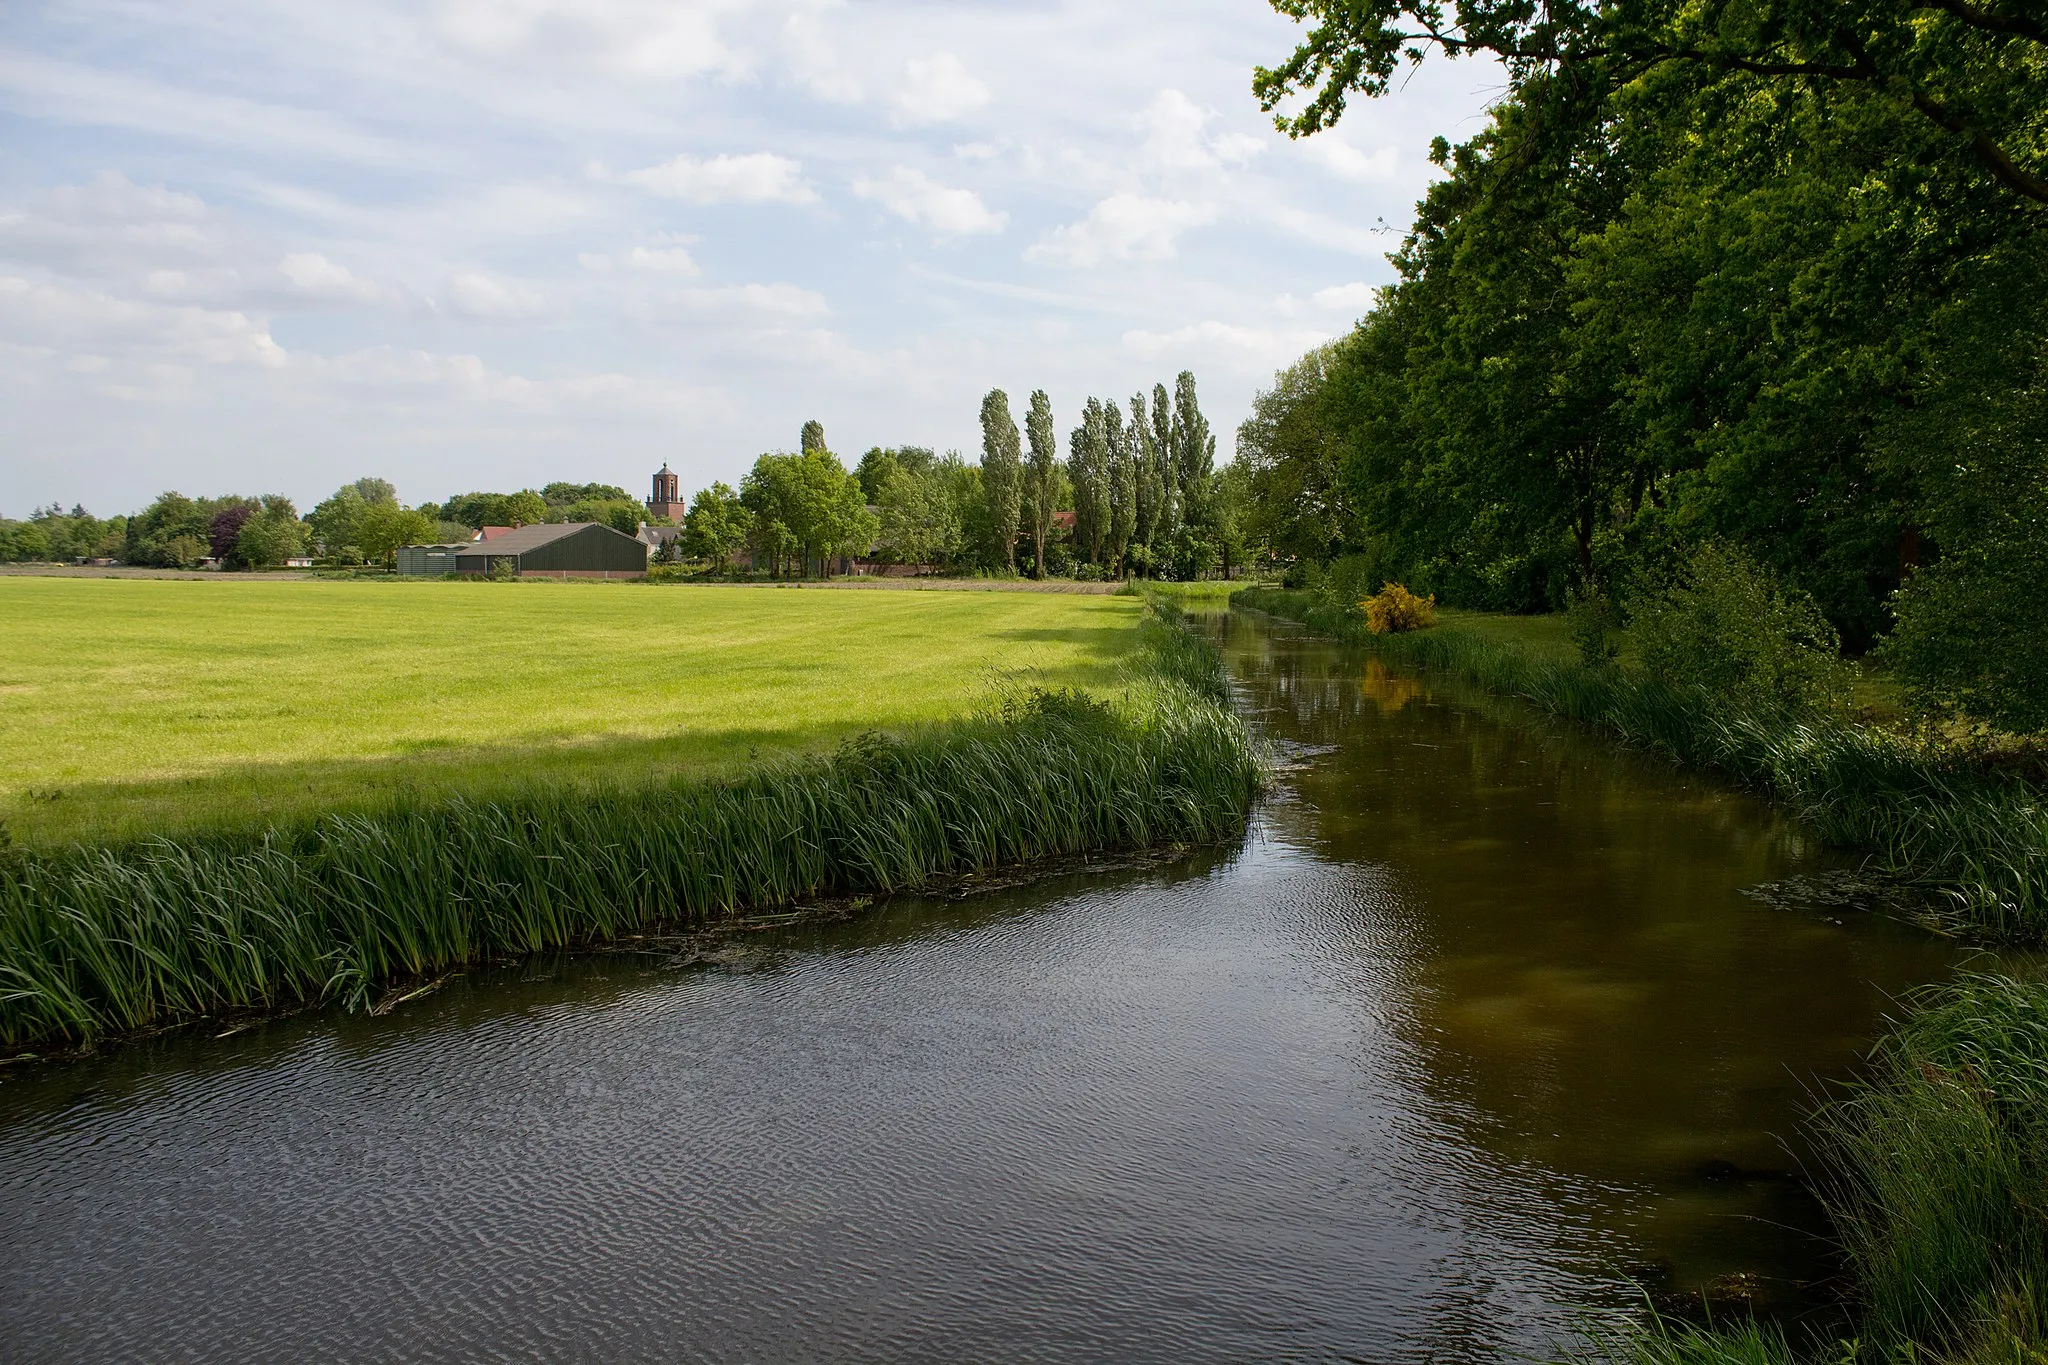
[0,577,1141,847]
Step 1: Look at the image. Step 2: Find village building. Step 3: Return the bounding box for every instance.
[396,522,650,578]
[647,463,687,522]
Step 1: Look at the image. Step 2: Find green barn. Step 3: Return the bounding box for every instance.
[448,523,650,579]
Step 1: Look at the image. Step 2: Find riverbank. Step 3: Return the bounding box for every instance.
[1233,588,2048,947]
[0,596,1259,1053]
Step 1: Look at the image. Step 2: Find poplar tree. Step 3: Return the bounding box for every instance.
[979,389,1022,572]
[1130,393,1159,566]
[1172,370,1216,531]
[1070,397,1110,566]
[1106,399,1136,575]
[1023,389,1058,579]
[1151,383,1181,549]
[800,420,826,454]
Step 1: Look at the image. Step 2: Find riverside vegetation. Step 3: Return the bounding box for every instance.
[0,594,1258,1052]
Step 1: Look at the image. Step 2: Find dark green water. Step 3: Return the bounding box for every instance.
[0,613,1955,1361]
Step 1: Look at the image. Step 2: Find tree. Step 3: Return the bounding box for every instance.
[741,449,876,576]
[683,482,753,573]
[1022,389,1059,578]
[236,505,307,568]
[1129,394,1160,571]
[801,420,826,455]
[980,389,1023,573]
[877,465,964,568]
[1070,398,1111,566]
[1105,401,1136,574]
[855,446,936,504]
[1171,371,1217,536]
[503,490,546,527]
[1253,0,2048,205]
[1236,343,1354,566]
[356,503,436,566]
[559,499,643,535]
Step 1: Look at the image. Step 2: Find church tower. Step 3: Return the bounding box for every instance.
[648,463,686,521]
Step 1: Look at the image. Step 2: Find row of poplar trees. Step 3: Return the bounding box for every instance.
[978,370,1219,579]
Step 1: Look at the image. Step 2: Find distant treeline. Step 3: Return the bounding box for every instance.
[1239,0,2046,731]
[674,373,1254,581]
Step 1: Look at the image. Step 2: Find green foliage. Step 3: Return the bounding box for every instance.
[739,448,877,577]
[539,481,629,507]
[557,498,643,535]
[980,389,1023,572]
[682,481,752,573]
[854,446,935,504]
[875,463,962,568]
[1630,544,1855,715]
[1239,0,2048,664]
[235,505,307,568]
[1023,389,1058,579]
[0,623,1256,1050]
[354,503,437,567]
[0,505,125,564]
[800,419,826,455]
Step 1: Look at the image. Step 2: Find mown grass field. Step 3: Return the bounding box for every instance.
[0,577,1141,847]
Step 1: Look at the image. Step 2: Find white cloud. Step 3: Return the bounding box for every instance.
[852,167,1006,236]
[1302,138,1400,182]
[613,152,817,204]
[1137,90,1266,173]
[580,238,702,276]
[1122,319,1330,372]
[892,54,991,125]
[1311,281,1376,310]
[1026,195,1214,267]
[444,271,548,320]
[430,0,760,81]
[278,252,393,305]
[677,283,828,319]
[0,273,288,370]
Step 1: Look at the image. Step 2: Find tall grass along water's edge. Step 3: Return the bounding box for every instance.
[0,597,1259,1051]
[1235,587,2048,946]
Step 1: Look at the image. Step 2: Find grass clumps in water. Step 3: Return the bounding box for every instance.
[0,598,1259,1051]
[1235,587,2048,946]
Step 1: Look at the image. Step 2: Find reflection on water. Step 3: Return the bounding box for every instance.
[0,613,1956,1362]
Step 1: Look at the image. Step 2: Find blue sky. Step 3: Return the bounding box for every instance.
[0,0,1501,514]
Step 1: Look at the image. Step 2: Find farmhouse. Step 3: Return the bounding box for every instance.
[397,522,649,578]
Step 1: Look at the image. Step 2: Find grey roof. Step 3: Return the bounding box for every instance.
[451,522,608,557]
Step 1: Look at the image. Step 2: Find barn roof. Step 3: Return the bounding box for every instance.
[452,522,602,556]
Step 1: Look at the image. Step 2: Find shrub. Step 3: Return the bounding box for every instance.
[1362,583,1436,634]
[1629,542,1853,714]
[1565,586,1622,665]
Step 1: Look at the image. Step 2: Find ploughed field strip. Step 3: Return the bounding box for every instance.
[0,577,1143,846]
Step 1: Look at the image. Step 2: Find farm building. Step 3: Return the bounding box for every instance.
[447,522,649,578]
[395,543,471,575]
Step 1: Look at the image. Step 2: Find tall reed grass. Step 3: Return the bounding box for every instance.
[0,601,1259,1049]
[1236,588,2048,945]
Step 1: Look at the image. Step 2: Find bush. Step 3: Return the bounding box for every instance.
[1629,542,1853,714]
[1565,587,1622,666]
[1362,583,1436,634]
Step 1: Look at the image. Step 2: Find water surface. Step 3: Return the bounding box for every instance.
[0,613,1956,1361]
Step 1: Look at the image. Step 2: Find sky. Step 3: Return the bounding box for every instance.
[0,0,1503,515]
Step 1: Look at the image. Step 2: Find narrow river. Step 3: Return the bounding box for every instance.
[0,612,1955,1361]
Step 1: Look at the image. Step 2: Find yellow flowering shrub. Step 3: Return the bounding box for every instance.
[1362,583,1436,634]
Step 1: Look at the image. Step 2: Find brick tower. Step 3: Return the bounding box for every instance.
[648,462,687,521]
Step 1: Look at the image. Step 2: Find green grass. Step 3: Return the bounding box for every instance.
[0,595,1260,1050]
[1236,587,2048,944]
[0,577,1142,847]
